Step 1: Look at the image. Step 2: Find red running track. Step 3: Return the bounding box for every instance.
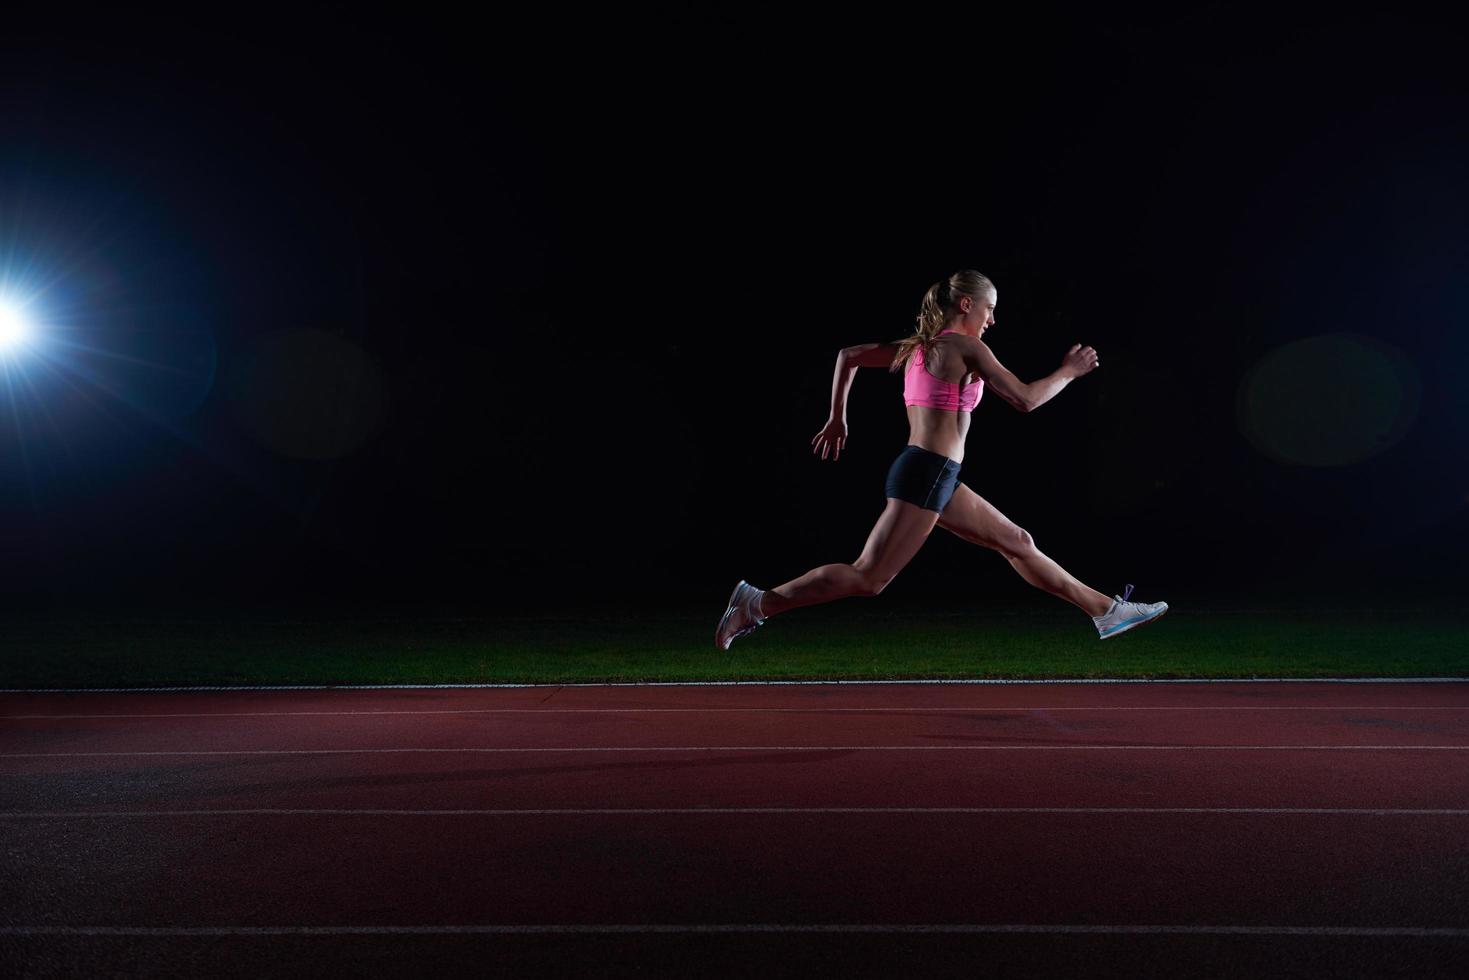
[2,681,1468,978]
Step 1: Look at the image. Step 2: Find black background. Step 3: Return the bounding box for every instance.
[2,6,1466,617]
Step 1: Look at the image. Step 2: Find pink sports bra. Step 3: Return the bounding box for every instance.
[903,328,983,412]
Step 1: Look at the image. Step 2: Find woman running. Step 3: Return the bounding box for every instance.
[715,269,1168,650]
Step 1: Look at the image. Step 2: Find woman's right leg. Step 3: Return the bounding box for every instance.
[936,481,1114,618]
[759,498,939,618]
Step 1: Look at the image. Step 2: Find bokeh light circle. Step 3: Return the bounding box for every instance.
[1236,332,1421,467]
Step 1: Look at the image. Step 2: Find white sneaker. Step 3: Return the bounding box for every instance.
[715,580,766,650]
[1093,584,1169,639]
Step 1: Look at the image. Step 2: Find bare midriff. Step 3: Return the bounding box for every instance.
[903,331,975,463]
[905,404,970,464]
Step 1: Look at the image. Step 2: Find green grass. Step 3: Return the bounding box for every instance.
[3,597,1467,687]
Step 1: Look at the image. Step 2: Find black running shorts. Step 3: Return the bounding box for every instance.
[884,444,962,513]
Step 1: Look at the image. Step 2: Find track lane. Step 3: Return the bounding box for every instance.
[5,682,1468,978]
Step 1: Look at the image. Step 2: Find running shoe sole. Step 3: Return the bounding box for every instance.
[1098,603,1169,640]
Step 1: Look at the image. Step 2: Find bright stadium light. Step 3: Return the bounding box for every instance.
[0,297,32,353]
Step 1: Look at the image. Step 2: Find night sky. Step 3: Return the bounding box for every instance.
[2,8,1466,617]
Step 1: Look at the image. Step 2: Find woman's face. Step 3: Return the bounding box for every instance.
[959,288,997,337]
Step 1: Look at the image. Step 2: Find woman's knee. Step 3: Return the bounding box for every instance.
[864,573,896,596]
[1000,527,1037,560]
[850,561,895,597]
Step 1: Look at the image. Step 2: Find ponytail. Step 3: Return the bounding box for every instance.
[889,270,995,375]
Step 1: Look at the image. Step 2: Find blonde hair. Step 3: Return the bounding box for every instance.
[888,270,996,375]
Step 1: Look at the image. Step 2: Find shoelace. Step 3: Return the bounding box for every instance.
[1096,584,1143,630]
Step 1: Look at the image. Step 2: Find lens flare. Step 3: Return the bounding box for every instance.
[0,298,32,351]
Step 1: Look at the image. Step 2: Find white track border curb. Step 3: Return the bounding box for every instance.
[2,678,1468,693]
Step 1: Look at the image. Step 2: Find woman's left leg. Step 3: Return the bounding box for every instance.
[936,482,1114,618]
[759,497,940,618]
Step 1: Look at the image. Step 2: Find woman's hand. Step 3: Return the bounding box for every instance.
[811,417,848,461]
[1061,343,1100,378]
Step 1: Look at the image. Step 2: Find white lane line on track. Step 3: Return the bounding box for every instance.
[3,807,1469,817]
[2,924,1468,936]
[3,678,1467,693]
[5,745,1469,758]
[7,705,1469,719]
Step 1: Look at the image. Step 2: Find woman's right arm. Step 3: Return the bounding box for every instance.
[839,342,900,368]
[812,343,899,461]
[828,343,899,419]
